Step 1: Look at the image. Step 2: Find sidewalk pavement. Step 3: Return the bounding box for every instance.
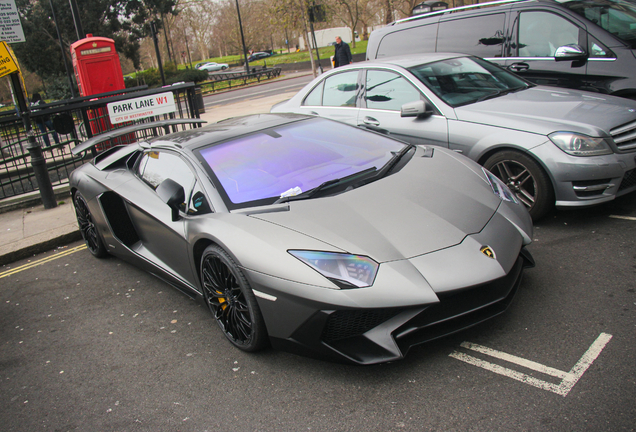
[0,72,311,267]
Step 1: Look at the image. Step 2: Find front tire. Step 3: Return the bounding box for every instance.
[484,150,554,221]
[200,245,268,352]
[73,192,108,258]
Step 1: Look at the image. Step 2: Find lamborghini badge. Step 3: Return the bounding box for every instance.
[480,246,496,259]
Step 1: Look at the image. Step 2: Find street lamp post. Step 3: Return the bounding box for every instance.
[48,0,76,98]
[235,0,250,76]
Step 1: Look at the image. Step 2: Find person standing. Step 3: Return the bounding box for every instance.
[31,93,60,148]
[333,36,352,68]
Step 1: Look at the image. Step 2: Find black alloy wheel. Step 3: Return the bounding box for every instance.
[73,192,108,258]
[484,150,554,221]
[201,245,268,352]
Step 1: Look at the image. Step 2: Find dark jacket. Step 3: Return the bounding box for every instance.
[334,41,352,68]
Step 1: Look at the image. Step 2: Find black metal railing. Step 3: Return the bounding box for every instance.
[0,83,201,200]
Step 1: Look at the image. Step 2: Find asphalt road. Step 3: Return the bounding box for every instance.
[1,194,635,431]
[202,75,313,110]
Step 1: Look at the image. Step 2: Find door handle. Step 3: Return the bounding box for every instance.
[310,111,319,116]
[358,124,389,135]
[363,117,380,126]
[507,62,529,72]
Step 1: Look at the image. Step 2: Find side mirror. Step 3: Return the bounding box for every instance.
[554,44,587,62]
[401,100,434,118]
[156,178,185,222]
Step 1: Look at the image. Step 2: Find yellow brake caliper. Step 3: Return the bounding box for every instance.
[217,291,228,310]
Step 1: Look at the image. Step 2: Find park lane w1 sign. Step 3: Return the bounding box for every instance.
[107,92,176,124]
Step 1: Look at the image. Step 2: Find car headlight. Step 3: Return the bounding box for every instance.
[482,168,519,204]
[548,132,612,156]
[288,250,379,289]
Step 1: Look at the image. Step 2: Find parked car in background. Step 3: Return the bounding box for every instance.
[248,52,272,62]
[271,54,636,220]
[366,0,636,99]
[70,115,534,365]
[197,62,229,72]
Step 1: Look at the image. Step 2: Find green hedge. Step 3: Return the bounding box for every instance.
[127,62,209,88]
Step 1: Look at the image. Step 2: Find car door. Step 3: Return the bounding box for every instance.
[296,69,361,125]
[357,68,449,147]
[119,150,200,288]
[506,9,588,89]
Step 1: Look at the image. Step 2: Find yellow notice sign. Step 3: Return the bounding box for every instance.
[0,41,18,78]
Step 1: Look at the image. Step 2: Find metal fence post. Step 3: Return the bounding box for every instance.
[24,113,56,209]
[9,73,57,209]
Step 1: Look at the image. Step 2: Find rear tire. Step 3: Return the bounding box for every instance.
[484,150,554,221]
[73,192,108,258]
[200,245,268,352]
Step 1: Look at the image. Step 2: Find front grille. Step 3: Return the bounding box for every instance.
[322,309,400,342]
[395,255,525,353]
[618,169,636,192]
[610,120,636,151]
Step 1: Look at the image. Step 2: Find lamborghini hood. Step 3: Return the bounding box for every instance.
[250,149,503,262]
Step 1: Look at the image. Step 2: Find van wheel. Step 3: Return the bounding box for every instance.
[484,150,554,221]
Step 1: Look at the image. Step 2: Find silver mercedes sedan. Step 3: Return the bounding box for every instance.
[272,54,636,220]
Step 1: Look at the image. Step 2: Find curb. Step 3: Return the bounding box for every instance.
[0,184,72,215]
[0,229,82,267]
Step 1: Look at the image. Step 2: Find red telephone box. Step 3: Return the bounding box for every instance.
[70,34,132,149]
[71,34,125,96]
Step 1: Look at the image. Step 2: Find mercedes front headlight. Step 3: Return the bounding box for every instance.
[548,132,612,156]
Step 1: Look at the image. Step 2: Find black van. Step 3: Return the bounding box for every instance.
[366,0,636,98]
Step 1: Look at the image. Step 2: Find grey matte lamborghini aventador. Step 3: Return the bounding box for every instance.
[70,113,534,365]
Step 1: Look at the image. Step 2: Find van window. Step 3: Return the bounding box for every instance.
[376,24,438,58]
[588,35,615,58]
[563,0,636,49]
[518,11,580,57]
[437,14,506,58]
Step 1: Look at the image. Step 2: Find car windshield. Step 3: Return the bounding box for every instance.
[560,0,636,48]
[196,118,405,209]
[408,57,530,107]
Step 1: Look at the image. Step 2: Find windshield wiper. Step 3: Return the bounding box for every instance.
[275,167,377,204]
[354,144,415,188]
[475,86,528,103]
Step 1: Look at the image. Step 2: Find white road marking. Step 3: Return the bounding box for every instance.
[609,215,636,221]
[458,341,568,378]
[449,333,612,397]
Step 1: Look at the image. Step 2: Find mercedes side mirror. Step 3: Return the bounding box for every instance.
[555,44,588,62]
[401,100,434,118]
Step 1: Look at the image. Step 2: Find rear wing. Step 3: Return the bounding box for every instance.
[71,119,207,156]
